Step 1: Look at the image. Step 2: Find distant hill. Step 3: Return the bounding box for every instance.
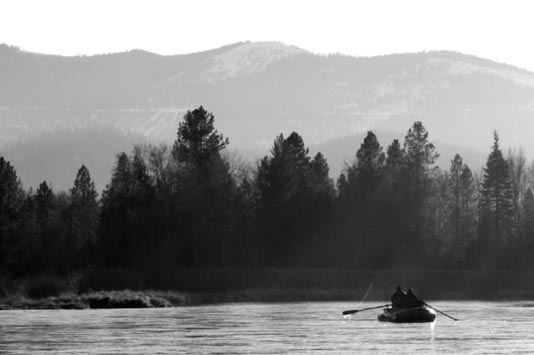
[1,128,144,192]
[1,41,533,189]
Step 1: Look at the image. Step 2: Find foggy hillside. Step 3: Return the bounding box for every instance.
[1,41,533,190]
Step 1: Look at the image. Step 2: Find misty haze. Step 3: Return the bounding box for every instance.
[3,5,534,353]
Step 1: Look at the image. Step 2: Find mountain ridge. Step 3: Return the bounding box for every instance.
[1,41,534,190]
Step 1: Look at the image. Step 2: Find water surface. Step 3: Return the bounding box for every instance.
[1,301,533,354]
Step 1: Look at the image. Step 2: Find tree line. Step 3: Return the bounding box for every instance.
[1,106,534,274]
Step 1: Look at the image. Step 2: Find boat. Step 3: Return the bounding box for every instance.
[377,306,436,323]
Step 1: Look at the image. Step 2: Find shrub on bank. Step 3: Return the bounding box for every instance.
[24,274,68,299]
[0,274,9,298]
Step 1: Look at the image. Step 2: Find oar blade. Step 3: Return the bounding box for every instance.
[423,302,459,321]
[342,304,390,316]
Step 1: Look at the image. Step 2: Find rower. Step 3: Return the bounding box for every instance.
[391,286,407,308]
[406,288,424,308]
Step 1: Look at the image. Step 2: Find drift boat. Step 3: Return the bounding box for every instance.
[378,306,436,323]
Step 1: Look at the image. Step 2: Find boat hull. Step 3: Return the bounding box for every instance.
[378,307,436,323]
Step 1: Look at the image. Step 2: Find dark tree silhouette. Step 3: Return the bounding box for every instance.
[479,131,513,249]
[172,107,233,266]
[338,131,386,267]
[99,153,134,266]
[385,139,404,185]
[445,155,477,266]
[256,132,334,266]
[401,122,439,261]
[519,188,534,267]
[5,115,534,275]
[172,106,229,170]
[70,165,99,265]
[0,157,23,269]
[450,155,465,243]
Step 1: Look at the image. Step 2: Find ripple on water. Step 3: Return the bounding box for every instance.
[2,302,534,354]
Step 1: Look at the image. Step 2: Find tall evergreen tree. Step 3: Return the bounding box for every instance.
[0,157,22,269]
[172,106,229,171]
[125,148,159,264]
[459,165,477,247]
[479,131,513,247]
[35,181,54,220]
[507,148,527,239]
[450,154,465,242]
[442,155,477,266]
[385,139,404,185]
[256,132,333,266]
[354,131,385,197]
[35,181,55,253]
[171,106,233,266]
[310,152,335,199]
[400,122,439,264]
[340,131,386,266]
[520,188,534,266]
[34,181,69,271]
[403,122,439,199]
[257,132,310,265]
[70,165,99,265]
[99,153,133,266]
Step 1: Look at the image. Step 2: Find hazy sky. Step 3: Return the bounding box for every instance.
[2,0,534,71]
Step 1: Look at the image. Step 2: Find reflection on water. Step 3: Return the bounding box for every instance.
[1,301,534,354]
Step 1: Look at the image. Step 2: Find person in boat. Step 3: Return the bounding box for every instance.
[405,288,424,308]
[391,286,407,308]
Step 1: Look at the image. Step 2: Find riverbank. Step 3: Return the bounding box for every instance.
[0,290,184,310]
[0,289,367,310]
[3,268,534,310]
[3,287,534,310]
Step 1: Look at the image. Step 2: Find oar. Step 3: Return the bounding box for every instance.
[342,304,390,316]
[423,302,459,321]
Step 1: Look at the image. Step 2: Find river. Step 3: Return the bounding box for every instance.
[1,301,533,354]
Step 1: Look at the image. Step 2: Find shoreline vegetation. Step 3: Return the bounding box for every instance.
[3,108,534,311]
[3,268,534,310]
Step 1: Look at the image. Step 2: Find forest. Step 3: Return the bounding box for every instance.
[1,106,534,276]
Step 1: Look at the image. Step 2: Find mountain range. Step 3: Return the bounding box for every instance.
[1,41,533,191]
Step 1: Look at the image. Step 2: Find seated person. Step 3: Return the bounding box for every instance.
[391,286,407,308]
[405,288,424,308]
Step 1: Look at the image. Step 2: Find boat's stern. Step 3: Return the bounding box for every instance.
[378,307,436,323]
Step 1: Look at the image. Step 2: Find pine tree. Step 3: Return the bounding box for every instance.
[336,173,348,197]
[171,107,233,266]
[35,181,53,219]
[172,106,229,171]
[507,148,527,239]
[70,165,99,265]
[256,132,332,266]
[523,188,534,237]
[400,122,439,264]
[450,154,464,242]
[459,165,477,242]
[0,157,22,268]
[34,181,65,270]
[350,132,386,265]
[256,132,309,265]
[35,181,55,243]
[479,131,513,247]
[445,155,477,265]
[385,139,404,184]
[403,122,439,199]
[354,131,385,197]
[100,153,133,266]
[310,152,335,198]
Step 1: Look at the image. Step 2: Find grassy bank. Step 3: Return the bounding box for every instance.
[79,268,534,300]
[3,268,534,309]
